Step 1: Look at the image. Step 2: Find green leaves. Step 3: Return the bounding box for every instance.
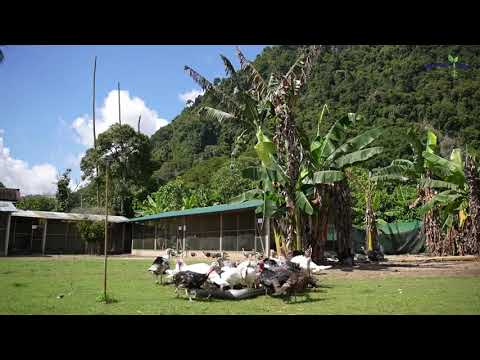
[230,188,263,203]
[418,190,462,215]
[295,191,313,215]
[425,130,437,155]
[334,147,384,169]
[199,107,235,123]
[305,170,345,184]
[423,150,465,184]
[254,128,275,167]
[420,179,460,191]
[326,127,383,163]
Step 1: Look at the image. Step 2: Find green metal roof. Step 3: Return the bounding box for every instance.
[130,199,263,222]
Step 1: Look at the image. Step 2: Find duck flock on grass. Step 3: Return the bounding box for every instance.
[147,248,334,302]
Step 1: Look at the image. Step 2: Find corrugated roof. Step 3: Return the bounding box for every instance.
[0,201,18,212]
[130,199,263,222]
[11,210,128,223]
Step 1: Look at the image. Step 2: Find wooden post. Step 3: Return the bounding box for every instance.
[92,56,100,207]
[103,163,109,301]
[131,224,134,254]
[254,212,257,255]
[122,223,125,253]
[4,213,11,256]
[236,214,239,252]
[219,213,223,252]
[182,217,186,258]
[154,224,157,251]
[265,216,270,257]
[42,219,48,255]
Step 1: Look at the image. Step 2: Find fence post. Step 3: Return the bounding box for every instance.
[42,219,48,255]
[219,213,223,253]
[4,214,11,256]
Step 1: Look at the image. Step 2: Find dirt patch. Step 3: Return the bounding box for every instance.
[320,256,480,280]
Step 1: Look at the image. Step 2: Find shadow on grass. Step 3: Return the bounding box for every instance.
[280,292,326,304]
[12,282,26,287]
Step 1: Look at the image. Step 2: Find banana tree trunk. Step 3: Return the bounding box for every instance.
[422,171,444,256]
[463,154,480,255]
[365,185,377,252]
[332,180,353,263]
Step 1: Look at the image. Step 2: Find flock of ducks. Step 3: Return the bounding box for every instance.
[147,248,333,302]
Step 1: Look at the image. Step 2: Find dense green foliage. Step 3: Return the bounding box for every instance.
[80,124,155,217]
[16,195,57,211]
[56,168,73,212]
[150,45,480,182]
[347,167,420,226]
[75,45,480,221]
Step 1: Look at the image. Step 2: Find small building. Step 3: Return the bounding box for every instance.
[129,200,271,257]
[7,210,131,256]
[2,209,131,256]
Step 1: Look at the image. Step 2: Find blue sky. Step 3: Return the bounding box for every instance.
[0,45,266,194]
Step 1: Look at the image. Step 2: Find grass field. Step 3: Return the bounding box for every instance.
[0,257,479,315]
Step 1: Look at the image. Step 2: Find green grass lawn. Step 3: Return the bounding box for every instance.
[0,257,479,315]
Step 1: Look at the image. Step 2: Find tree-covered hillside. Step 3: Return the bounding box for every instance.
[150,45,480,185]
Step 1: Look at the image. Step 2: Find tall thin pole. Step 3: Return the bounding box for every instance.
[118,82,121,125]
[93,56,100,207]
[103,163,109,301]
[137,115,141,133]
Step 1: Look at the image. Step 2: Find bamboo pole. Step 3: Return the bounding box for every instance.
[118,82,121,125]
[92,56,100,207]
[103,163,109,301]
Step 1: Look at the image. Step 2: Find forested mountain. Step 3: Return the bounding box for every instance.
[150,45,480,187]
[73,45,480,223]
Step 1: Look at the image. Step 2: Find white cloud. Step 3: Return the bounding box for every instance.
[66,152,84,169]
[179,89,204,106]
[71,90,168,147]
[0,130,58,195]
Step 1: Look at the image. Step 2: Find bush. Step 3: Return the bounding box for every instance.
[76,220,105,255]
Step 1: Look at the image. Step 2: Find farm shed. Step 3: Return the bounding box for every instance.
[1,201,18,256]
[130,200,271,257]
[3,210,131,256]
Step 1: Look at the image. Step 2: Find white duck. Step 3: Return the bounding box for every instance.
[165,259,217,281]
[290,255,332,274]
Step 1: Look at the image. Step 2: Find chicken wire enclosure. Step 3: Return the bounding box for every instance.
[131,205,267,254]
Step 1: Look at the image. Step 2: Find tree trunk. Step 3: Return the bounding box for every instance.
[365,183,377,252]
[462,155,480,255]
[422,171,444,256]
[332,180,353,263]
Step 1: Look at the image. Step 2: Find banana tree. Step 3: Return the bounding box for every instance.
[372,128,444,255]
[304,109,384,263]
[418,148,479,255]
[185,46,322,253]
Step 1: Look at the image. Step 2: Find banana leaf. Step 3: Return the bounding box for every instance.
[419,178,460,191]
[326,127,383,163]
[295,191,313,215]
[254,128,275,167]
[334,147,384,169]
[304,170,345,184]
